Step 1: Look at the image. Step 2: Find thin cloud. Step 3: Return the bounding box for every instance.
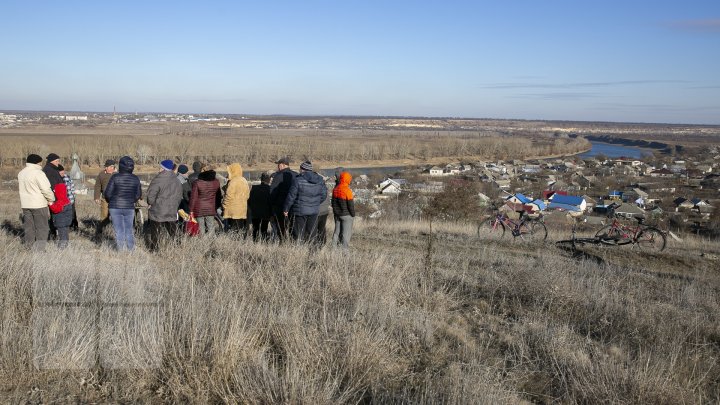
[665,18,720,33]
[510,92,599,100]
[480,80,687,90]
[594,103,720,112]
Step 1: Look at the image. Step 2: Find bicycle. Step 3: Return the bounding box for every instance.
[594,204,666,252]
[477,208,547,241]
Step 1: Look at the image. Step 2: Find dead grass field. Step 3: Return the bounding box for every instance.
[0,191,718,403]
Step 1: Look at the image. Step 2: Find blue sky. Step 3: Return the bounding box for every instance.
[1,1,719,124]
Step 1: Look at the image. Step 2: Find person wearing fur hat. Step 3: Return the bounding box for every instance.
[283,161,327,243]
[18,154,56,250]
[145,160,183,251]
[103,156,142,251]
[222,163,250,236]
[190,164,222,235]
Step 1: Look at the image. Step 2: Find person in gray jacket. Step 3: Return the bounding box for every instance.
[145,159,183,252]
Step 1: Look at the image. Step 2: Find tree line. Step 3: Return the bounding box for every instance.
[0,128,590,168]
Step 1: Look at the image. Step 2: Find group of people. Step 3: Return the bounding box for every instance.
[18,153,356,252]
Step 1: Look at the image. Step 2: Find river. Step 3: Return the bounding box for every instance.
[579,141,655,159]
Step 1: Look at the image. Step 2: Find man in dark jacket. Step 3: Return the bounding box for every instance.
[188,161,203,184]
[43,153,63,239]
[248,172,272,242]
[43,153,64,188]
[176,164,191,213]
[269,157,297,242]
[103,156,142,251]
[146,160,183,252]
[93,159,116,241]
[283,161,327,243]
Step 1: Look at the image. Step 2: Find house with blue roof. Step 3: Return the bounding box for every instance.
[548,194,587,212]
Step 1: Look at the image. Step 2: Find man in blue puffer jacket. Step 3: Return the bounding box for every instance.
[283,161,327,243]
[103,156,142,251]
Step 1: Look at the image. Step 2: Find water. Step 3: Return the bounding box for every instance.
[579,141,654,159]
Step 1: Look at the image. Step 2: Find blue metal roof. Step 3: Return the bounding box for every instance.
[551,194,585,206]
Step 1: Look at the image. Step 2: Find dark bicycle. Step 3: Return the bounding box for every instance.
[478,208,547,241]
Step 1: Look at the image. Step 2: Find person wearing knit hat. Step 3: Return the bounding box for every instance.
[18,154,56,250]
[51,164,76,248]
[146,158,183,252]
[282,161,327,243]
[160,159,174,171]
[93,157,117,243]
[27,154,43,164]
[177,164,189,175]
[41,153,63,240]
[43,153,63,188]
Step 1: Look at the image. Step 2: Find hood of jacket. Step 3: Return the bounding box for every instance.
[338,171,352,186]
[198,170,217,181]
[227,163,243,180]
[300,170,324,184]
[119,156,135,174]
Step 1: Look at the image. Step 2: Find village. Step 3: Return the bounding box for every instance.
[350,145,720,235]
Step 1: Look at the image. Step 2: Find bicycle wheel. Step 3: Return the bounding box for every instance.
[517,221,547,241]
[595,225,630,245]
[478,218,505,238]
[635,227,666,252]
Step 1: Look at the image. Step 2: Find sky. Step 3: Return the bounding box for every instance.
[1,1,719,124]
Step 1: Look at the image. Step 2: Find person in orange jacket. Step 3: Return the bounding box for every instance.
[331,171,355,248]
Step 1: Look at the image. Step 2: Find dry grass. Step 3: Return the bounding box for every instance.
[0,194,719,403]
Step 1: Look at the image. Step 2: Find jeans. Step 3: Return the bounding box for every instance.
[110,208,136,251]
[292,214,318,243]
[22,207,50,251]
[333,215,354,248]
[196,216,216,236]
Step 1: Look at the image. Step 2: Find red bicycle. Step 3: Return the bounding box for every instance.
[594,204,666,252]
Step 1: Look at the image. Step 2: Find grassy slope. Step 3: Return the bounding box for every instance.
[0,197,719,403]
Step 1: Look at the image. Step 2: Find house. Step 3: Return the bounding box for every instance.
[613,203,645,219]
[429,166,444,176]
[493,179,511,190]
[548,194,587,212]
[378,178,406,194]
[608,190,623,201]
[650,168,673,177]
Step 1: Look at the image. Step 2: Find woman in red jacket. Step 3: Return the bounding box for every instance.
[331,171,355,248]
[49,182,72,248]
[190,166,222,236]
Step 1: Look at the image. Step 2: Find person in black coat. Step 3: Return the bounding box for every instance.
[248,172,272,242]
[269,157,297,242]
[43,153,63,239]
[103,156,142,251]
[282,161,327,243]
